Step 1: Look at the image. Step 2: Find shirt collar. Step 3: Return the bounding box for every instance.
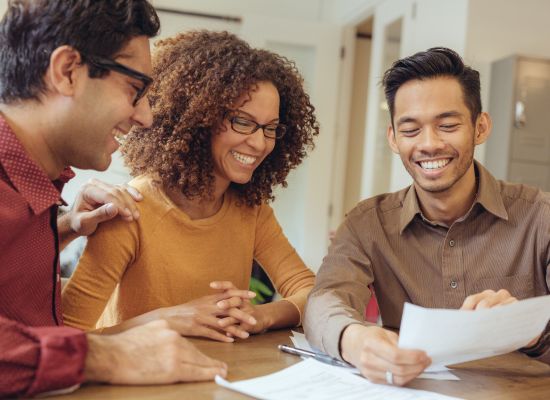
[399,160,508,234]
[0,115,74,215]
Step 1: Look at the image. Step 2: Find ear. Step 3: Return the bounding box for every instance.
[44,46,84,97]
[386,124,400,154]
[474,112,492,145]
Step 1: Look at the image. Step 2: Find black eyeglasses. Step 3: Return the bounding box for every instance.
[227,114,287,139]
[81,54,153,106]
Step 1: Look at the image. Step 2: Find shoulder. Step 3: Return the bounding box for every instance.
[346,187,408,221]
[499,180,550,211]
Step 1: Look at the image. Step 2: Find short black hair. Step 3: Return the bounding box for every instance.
[0,0,160,104]
[382,47,481,124]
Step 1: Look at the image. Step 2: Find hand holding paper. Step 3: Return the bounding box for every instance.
[398,295,550,371]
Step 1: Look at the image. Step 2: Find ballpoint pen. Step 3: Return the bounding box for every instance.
[278,344,354,368]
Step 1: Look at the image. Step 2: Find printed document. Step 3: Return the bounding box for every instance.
[398,295,550,371]
[216,358,462,400]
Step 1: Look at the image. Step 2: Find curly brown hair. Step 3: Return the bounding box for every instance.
[122,30,319,207]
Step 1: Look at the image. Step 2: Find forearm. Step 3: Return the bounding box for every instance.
[97,309,161,335]
[256,300,300,331]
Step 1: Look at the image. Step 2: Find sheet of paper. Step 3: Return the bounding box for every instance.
[399,295,550,371]
[216,359,462,400]
[290,330,314,351]
[290,331,459,380]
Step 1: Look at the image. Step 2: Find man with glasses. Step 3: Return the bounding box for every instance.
[0,1,226,397]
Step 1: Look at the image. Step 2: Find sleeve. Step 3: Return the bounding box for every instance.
[0,315,87,398]
[303,215,375,359]
[62,216,139,331]
[253,204,315,325]
[521,202,550,364]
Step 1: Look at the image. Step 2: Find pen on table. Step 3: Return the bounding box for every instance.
[278,344,353,368]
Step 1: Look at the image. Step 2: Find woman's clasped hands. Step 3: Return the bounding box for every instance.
[156,281,266,342]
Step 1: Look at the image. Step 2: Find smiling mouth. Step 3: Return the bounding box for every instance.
[113,128,127,145]
[417,158,451,170]
[231,150,257,165]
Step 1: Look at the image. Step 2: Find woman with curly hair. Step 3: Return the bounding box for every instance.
[62,30,319,342]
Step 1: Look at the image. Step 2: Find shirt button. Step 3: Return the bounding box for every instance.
[449,240,455,247]
[450,280,458,289]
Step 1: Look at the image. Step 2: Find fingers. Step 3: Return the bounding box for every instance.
[215,292,255,309]
[461,289,517,310]
[77,203,118,228]
[366,368,422,386]
[81,179,141,221]
[210,281,237,290]
[179,364,227,381]
[192,315,235,343]
[217,315,253,339]
[227,307,257,327]
[177,337,228,381]
[179,336,228,369]
[361,348,429,385]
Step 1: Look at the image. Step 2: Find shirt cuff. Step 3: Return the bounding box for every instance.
[26,326,88,396]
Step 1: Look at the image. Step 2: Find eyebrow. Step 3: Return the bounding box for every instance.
[235,109,279,123]
[396,111,464,126]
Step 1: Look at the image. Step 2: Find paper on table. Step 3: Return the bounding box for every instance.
[216,358,463,400]
[399,295,550,371]
[290,331,314,351]
[289,331,459,380]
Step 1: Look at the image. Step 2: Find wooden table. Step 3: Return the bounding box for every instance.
[47,329,550,400]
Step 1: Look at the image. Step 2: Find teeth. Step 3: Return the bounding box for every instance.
[231,151,256,165]
[113,128,126,145]
[419,159,450,170]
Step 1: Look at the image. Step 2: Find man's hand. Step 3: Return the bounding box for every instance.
[340,324,431,386]
[85,320,227,384]
[460,289,517,310]
[461,289,540,347]
[58,179,142,249]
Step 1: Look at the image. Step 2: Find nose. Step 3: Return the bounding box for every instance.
[246,128,268,152]
[131,97,154,128]
[417,125,445,153]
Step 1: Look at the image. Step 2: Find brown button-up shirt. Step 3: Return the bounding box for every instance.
[304,161,550,363]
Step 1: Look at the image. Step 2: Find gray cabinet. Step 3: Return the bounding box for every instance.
[485,56,550,191]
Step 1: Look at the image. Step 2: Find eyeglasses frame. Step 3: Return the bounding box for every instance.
[226,113,287,140]
[80,53,153,107]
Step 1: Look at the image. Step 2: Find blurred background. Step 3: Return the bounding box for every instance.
[2,0,549,273]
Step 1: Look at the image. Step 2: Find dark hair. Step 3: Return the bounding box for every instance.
[0,0,160,104]
[122,30,319,207]
[382,47,481,124]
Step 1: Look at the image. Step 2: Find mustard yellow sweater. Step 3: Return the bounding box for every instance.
[62,175,315,330]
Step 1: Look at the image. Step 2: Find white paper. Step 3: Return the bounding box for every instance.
[290,330,314,351]
[216,359,462,400]
[290,331,459,380]
[399,295,550,371]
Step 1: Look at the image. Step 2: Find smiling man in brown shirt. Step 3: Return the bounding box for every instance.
[304,47,550,386]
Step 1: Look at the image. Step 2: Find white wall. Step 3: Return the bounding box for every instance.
[153,0,324,21]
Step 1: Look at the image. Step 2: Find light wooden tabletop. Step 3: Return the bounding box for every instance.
[46,329,550,400]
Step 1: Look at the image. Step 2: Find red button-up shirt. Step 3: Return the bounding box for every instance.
[0,116,87,397]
